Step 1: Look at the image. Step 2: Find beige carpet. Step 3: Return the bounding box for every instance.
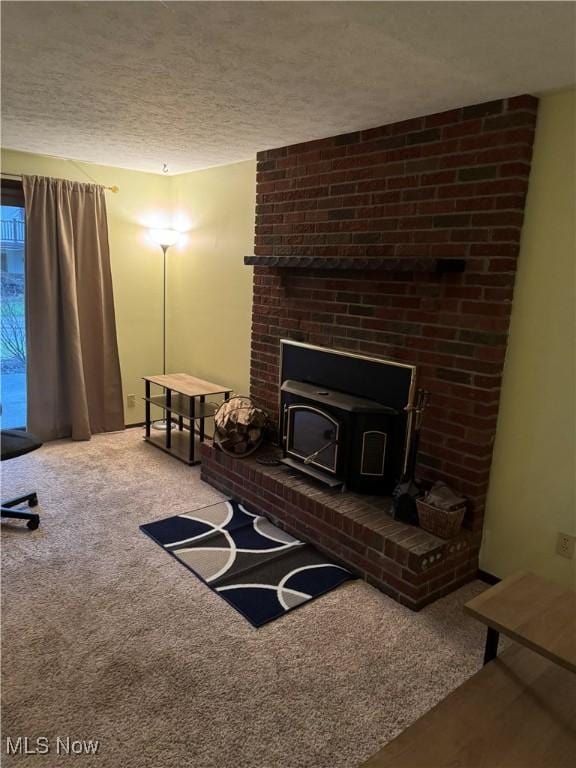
[2,428,487,768]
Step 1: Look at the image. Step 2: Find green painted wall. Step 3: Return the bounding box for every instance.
[168,160,256,400]
[480,89,576,588]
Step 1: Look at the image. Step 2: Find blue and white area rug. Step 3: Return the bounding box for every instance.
[140,499,355,627]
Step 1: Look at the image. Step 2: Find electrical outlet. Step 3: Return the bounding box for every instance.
[556,533,575,559]
[126,394,136,408]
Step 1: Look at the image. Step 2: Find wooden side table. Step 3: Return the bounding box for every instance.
[361,573,576,768]
[464,571,576,672]
[143,373,232,465]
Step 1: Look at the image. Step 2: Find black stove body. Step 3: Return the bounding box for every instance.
[279,341,417,495]
[281,381,403,493]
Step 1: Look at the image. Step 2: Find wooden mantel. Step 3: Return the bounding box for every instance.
[244,255,466,273]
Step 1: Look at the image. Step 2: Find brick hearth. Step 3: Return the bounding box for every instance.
[201,442,476,609]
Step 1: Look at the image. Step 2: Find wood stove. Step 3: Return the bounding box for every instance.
[279,340,416,494]
[281,380,401,492]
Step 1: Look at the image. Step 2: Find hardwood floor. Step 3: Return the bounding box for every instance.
[361,644,576,768]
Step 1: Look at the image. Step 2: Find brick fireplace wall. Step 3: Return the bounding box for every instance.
[249,96,538,549]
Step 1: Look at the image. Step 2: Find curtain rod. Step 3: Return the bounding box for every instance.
[1,172,119,193]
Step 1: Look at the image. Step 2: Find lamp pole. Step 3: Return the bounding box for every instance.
[149,228,181,430]
[161,243,168,375]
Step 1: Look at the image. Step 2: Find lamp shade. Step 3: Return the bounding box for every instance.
[149,228,181,248]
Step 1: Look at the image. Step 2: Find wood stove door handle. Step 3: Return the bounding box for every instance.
[303,439,337,465]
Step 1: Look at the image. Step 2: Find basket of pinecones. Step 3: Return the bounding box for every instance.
[214,396,268,457]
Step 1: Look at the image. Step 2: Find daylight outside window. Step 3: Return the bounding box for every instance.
[0,204,26,428]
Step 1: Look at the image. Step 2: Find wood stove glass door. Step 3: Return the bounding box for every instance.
[286,405,340,474]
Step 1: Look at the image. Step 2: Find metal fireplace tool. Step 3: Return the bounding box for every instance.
[393,388,431,524]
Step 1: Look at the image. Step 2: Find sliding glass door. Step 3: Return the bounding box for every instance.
[0,180,26,428]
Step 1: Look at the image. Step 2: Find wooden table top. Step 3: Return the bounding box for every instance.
[361,644,576,768]
[143,373,233,398]
[464,571,576,673]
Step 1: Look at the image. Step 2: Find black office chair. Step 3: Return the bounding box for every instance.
[1,429,42,530]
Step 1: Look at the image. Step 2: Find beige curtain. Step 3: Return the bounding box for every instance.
[23,175,124,441]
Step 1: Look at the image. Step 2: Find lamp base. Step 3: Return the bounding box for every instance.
[151,419,175,431]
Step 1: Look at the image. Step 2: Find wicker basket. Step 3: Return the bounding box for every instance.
[417,499,466,539]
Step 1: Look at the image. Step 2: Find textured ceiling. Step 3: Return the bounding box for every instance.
[2,1,575,174]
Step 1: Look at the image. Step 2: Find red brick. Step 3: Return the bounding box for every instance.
[424,108,463,128]
[507,94,539,112]
[442,119,483,138]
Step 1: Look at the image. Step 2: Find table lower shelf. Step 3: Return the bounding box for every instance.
[144,430,203,466]
[144,394,218,420]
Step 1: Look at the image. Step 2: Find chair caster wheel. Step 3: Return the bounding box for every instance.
[29,494,39,507]
[27,517,39,530]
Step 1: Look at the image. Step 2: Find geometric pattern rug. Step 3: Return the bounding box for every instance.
[140,499,355,627]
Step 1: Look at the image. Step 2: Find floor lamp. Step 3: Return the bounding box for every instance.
[149,228,181,430]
